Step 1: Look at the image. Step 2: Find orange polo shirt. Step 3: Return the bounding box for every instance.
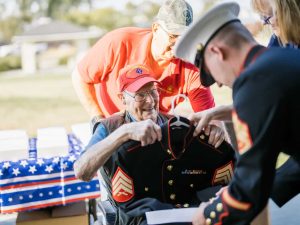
[78,27,215,117]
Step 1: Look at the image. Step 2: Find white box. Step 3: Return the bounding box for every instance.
[71,123,92,147]
[37,127,69,158]
[0,129,28,162]
[0,129,27,140]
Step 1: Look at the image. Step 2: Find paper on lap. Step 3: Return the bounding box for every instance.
[146,208,198,224]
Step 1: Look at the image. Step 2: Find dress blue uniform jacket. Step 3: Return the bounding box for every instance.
[203,45,300,225]
[86,112,236,225]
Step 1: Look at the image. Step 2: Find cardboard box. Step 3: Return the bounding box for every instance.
[51,201,87,218]
[16,202,88,225]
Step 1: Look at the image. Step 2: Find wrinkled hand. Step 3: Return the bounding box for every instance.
[192,202,210,225]
[126,119,162,146]
[204,124,225,148]
[188,109,215,137]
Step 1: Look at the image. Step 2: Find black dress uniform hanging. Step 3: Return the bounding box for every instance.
[99,113,235,225]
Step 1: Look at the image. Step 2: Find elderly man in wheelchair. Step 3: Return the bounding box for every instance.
[74,64,235,225]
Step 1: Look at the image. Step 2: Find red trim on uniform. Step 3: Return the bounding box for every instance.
[197,138,222,153]
[222,188,251,211]
[126,144,141,152]
[167,118,177,159]
[237,46,267,76]
[216,202,229,225]
[167,117,194,158]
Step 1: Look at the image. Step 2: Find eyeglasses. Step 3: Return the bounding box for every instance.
[261,15,272,25]
[159,24,179,41]
[125,89,160,102]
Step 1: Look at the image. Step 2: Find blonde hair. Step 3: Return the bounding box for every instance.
[275,0,300,44]
[251,0,271,16]
[251,0,268,14]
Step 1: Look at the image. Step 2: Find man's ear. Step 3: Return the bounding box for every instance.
[118,93,126,105]
[152,23,159,33]
[211,44,226,61]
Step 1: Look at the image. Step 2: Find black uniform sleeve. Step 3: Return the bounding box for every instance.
[202,76,286,225]
[271,157,300,207]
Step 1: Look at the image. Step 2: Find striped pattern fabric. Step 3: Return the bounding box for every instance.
[0,134,100,213]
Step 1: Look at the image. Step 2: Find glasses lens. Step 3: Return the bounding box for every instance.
[261,16,271,25]
[134,92,146,102]
[134,89,159,102]
[159,24,179,41]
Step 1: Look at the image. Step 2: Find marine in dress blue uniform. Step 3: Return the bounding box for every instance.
[175,2,300,225]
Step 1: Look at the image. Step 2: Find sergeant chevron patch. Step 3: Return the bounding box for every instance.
[112,167,134,202]
[232,110,253,154]
[212,161,234,185]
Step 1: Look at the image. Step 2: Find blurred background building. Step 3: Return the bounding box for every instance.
[0,0,263,74]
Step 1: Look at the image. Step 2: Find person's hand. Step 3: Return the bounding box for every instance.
[189,105,233,137]
[188,109,215,137]
[192,202,210,225]
[216,186,227,196]
[204,124,225,148]
[125,119,162,146]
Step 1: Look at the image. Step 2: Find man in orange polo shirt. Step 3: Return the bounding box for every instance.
[72,0,215,131]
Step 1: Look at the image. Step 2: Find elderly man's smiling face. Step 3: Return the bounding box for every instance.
[123,82,160,122]
[151,23,179,61]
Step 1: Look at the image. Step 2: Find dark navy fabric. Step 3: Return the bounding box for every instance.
[203,46,300,225]
[86,114,235,225]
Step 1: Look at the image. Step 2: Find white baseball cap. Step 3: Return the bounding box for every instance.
[156,0,193,35]
[174,2,240,86]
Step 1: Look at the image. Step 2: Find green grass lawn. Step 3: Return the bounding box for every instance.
[0,73,232,136]
[0,74,89,136]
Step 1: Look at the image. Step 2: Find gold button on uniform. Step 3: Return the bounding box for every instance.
[205,218,212,225]
[190,184,194,188]
[168,180,174,186]
[210,211,216,219]
[167,149,172,155]
[183,203,189,208]
[200,134,205,140]
[216,203,223,212]
[170,194,176,200]
[144,187,149,192]
[167,165,173,171]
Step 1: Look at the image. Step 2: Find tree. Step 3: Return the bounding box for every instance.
[47,0,83,18]
[0,16,22,42]
[202,0,218,14]
[64,7,134,31]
